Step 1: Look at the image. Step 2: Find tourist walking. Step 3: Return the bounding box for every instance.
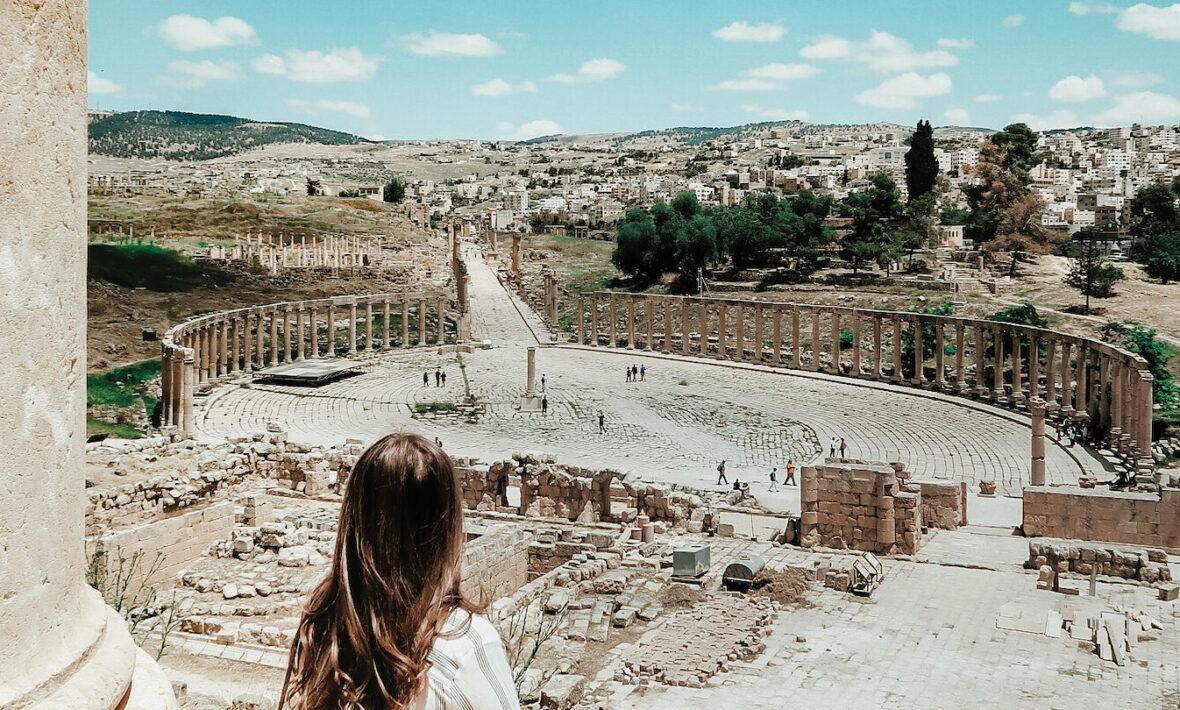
[435,368,441,387]
[440,371,447,386]
[541,374,546,392]
[768,467,779,492]
[716,460,728,485]
[541,396,548,414]
[830,437,838,457]
[625,367,631,383]
[785,459,796,486]
[423,371,429,387]
[839,437,847,457]
[632,364,639,381]
[598,410,605,434]
[640,364,646,381]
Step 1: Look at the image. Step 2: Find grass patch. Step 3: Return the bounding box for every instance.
[88,243,232,292]
[87,416,143,440]
[415,401,457,415]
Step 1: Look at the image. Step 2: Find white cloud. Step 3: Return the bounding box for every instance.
[974,93,1002,103]
[252,48,381,83]
[159,59,240,88]
[400,31,503,57]
[945,107,971,124]
[1117,3,1180,40]
[742,104,809,121]
[937,37,974,49]
[1069,2,1119,14]
[1106,70,1164,88]
[1093,91,1180,124]
[286,98,371,119]
[88,70,121,94]
[856,72,952,109]
[1050,74,1107,102]
[800,31,958,73]
[470,78,537,96]
[548,58,625,83]
[157,15,258,52]
[498,120,563,141]
[712,20,787,42]
[1003,14,1025,27]
[708,63,820,91]
[1010,110,1079,130]
[670,103,696,112]
[367,134,388,142]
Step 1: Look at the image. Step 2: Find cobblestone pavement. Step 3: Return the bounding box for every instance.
[591,530,1180,709]
[196,244,1111,500]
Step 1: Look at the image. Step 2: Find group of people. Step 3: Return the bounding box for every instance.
[715,459,798,492]
[1052,418,1091,448]
[423,368,448,387]
[829,436,849,458]
[624,363,646,382]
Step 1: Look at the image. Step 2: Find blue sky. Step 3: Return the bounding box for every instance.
[88,1,1180,140]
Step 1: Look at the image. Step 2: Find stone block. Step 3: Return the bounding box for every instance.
[540,674,586,710]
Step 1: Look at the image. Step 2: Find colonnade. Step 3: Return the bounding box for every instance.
[161,293,454,437]
[213,231,378,272]
[574,292,1155,476]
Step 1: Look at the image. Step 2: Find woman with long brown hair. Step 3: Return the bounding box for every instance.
[281,433,519,709]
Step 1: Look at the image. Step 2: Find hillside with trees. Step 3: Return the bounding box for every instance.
[88,110,371,160]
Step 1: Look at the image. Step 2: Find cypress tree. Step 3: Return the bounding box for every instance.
[904,120,938,200]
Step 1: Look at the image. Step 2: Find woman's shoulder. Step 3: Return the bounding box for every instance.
[437,609,501,651]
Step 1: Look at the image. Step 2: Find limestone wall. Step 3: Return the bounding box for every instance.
[1024,538,1172,583]
[800,461,922,555]
[1023,487,1180,551]
[94,502,237,586]
[914,480,965,530]
[460,525,533,603]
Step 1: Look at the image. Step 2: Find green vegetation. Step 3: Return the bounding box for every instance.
[86,417,144,440]
[87,360,160,438]
[415,401,457,415]
[88,110,369,160]
[837,174,906,273]
[88,243,232,292]
[383,175,407,203]
[1101,321,1178,409]
[901,302,954,375]
[1063,235,1124,314]
[1127,182,1180,284]
[904,120,938,201]
[985,303,1049,328]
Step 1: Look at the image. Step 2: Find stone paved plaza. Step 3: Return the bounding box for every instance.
[196,246,1111,503]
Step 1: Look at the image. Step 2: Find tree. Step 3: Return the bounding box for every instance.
[986,303,1048,328]
[991,122,1043,181]
[1100,321,1178,408]
[1142,231,1180,284]
[612,209,658,278]
[1128,183,1178,239]
[838,174,906,274]
[904,120,938,200]
[382,175,406,203]
[1063,235,1125,314]
[305,177,321,196]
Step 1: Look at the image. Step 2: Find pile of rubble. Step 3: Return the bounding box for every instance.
[1025,539,1173,584]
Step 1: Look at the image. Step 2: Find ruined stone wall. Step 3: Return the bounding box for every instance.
[914,481,964,530]
[800,461,921,555]
[460,525,532,604]
[1023,487,1180,551]
[94,502,237,586]
[1024,538,1172,583]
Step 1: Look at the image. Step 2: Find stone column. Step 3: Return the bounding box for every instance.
[1030,398,1047,486]
[348,301,358,355]
[810,310,821,371]
[511,234,522,276]
[974,326,986,395]
[792,306,801,367]
[735,303,745,360]
[309,307,319,358]
[383,301,392,348]
[418,298,427,345]
[799,467,819,542]
[242,315,253,372]
[645,297,654,351]
[366,301,374,351]
[295,308,305,361]
[325,302,336,357]
[1044,339,1057,408]
[934,321,945,388]
[591,294,599,347]
[609,295,618,348]
[755,304,764,361]
[252,313,262,369]
[662,299,671,353]
[229,318,240,373]
[851,312,861,376]
[1028,336,1039,400]
[627,296,636,349]
[1110,360,1124,440]
[718,302,728,359]
[437,299,445,343]
[891,319,902,382]
[401,301,410,347]
[1011,333,1023,402]
[1074,346,1088,414]
[872,316,882,379]
[160,349,173,427]
[1,4,175,703]
[282,308,292,363]
[577,295,585,344]
[682,299,692,355]
[526,347,537,394]
[992,328,1004,401]
[268,312,280,367]
[912,317,923,385]
[828,311,840,373]
[773,308,783,363]
[954,324,965,392]
[1099,355,1112,429]
[218,319,228,377]
[1059,342,1074,415]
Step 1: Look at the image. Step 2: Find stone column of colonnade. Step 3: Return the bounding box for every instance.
[567,292,1155,474]
[0,3,177,707]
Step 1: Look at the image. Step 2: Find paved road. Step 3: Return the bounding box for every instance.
[196,243,1112,506]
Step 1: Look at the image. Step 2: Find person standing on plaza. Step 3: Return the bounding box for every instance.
[441,371,447,387]
[541,374,546,392]
[640,364,646,381]
[830,437,837,457]
[625,366,631,383]
[598,410,605,434]
[716,460,728,485]
[768,467,779,492]
[423,371,429,387]
[785,459,796,486]
[435,368,441,387]
[839,437,847,457]
[541,396,548,414]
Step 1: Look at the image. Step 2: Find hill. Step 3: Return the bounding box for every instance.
[88,110,372,160]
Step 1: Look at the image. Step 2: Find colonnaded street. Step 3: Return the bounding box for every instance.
[196,243,1111,510]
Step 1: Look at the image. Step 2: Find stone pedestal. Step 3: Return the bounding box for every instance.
[0,4,175,707]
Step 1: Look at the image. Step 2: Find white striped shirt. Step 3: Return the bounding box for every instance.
[410,611,520,710]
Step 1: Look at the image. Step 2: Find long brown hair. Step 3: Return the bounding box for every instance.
[280,433,481,709]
